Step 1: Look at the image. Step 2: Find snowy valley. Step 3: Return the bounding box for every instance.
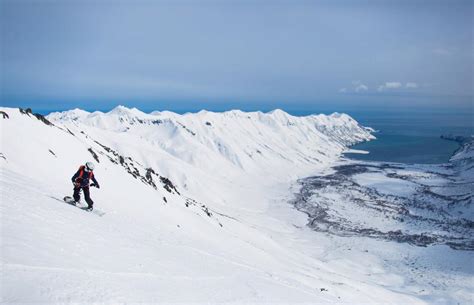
[0,106,472,304]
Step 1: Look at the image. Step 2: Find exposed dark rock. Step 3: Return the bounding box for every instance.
[93,140,181,195]
[49,149,56,157]
[88,148,100,163]
[145,168,157,189]
[177,122,196,136]
[160,176,180,194]
[441,134,470,145]
[18,108,54,126]
[0,111,9,119]
[202,206,212,217]
[184,198,221,225]
[93,141,120,164]
[19,108,32,115]
[18,108,55,126]
[33,113,54,126]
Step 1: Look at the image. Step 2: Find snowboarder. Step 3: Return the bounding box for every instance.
[71,161,100,210]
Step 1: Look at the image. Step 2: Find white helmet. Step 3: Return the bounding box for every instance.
[85,161,95,172]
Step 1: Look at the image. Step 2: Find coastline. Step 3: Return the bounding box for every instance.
[287,137,474,303]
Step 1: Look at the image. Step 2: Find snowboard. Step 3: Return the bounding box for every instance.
[63,196,106,217]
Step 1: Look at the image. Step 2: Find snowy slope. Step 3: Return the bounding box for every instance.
[450,136,474,179]
[46,106,375,216]
[0,106,432,304]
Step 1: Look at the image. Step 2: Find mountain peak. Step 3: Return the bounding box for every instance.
[268,109,289,116]
[107,105,144,116]
[46,108,90,121]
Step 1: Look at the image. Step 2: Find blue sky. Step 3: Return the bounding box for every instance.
[1,0,473,113]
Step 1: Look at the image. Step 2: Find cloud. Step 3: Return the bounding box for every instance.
[338,81,369,93]
[433,48,451,56]
[351,81,369,93]
[355,84,368,92]
[378,82,402,91]
[342,80,419,94]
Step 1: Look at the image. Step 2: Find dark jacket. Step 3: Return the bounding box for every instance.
[72,165,99,188]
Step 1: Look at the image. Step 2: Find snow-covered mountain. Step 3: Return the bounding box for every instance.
[47,105,374,174]
[45,106,375,209]
[450,136,474,178]
[1,106,470,304]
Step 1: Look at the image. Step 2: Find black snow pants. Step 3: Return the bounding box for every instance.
[73,186,94,208]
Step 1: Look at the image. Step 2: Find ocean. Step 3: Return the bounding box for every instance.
[342,109,473,164]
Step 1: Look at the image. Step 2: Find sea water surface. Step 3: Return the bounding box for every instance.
[342,109,473,164]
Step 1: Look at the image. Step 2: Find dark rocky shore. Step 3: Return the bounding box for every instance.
[292,160,474,250]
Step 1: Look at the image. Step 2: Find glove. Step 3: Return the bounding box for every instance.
[90,183,100,189]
